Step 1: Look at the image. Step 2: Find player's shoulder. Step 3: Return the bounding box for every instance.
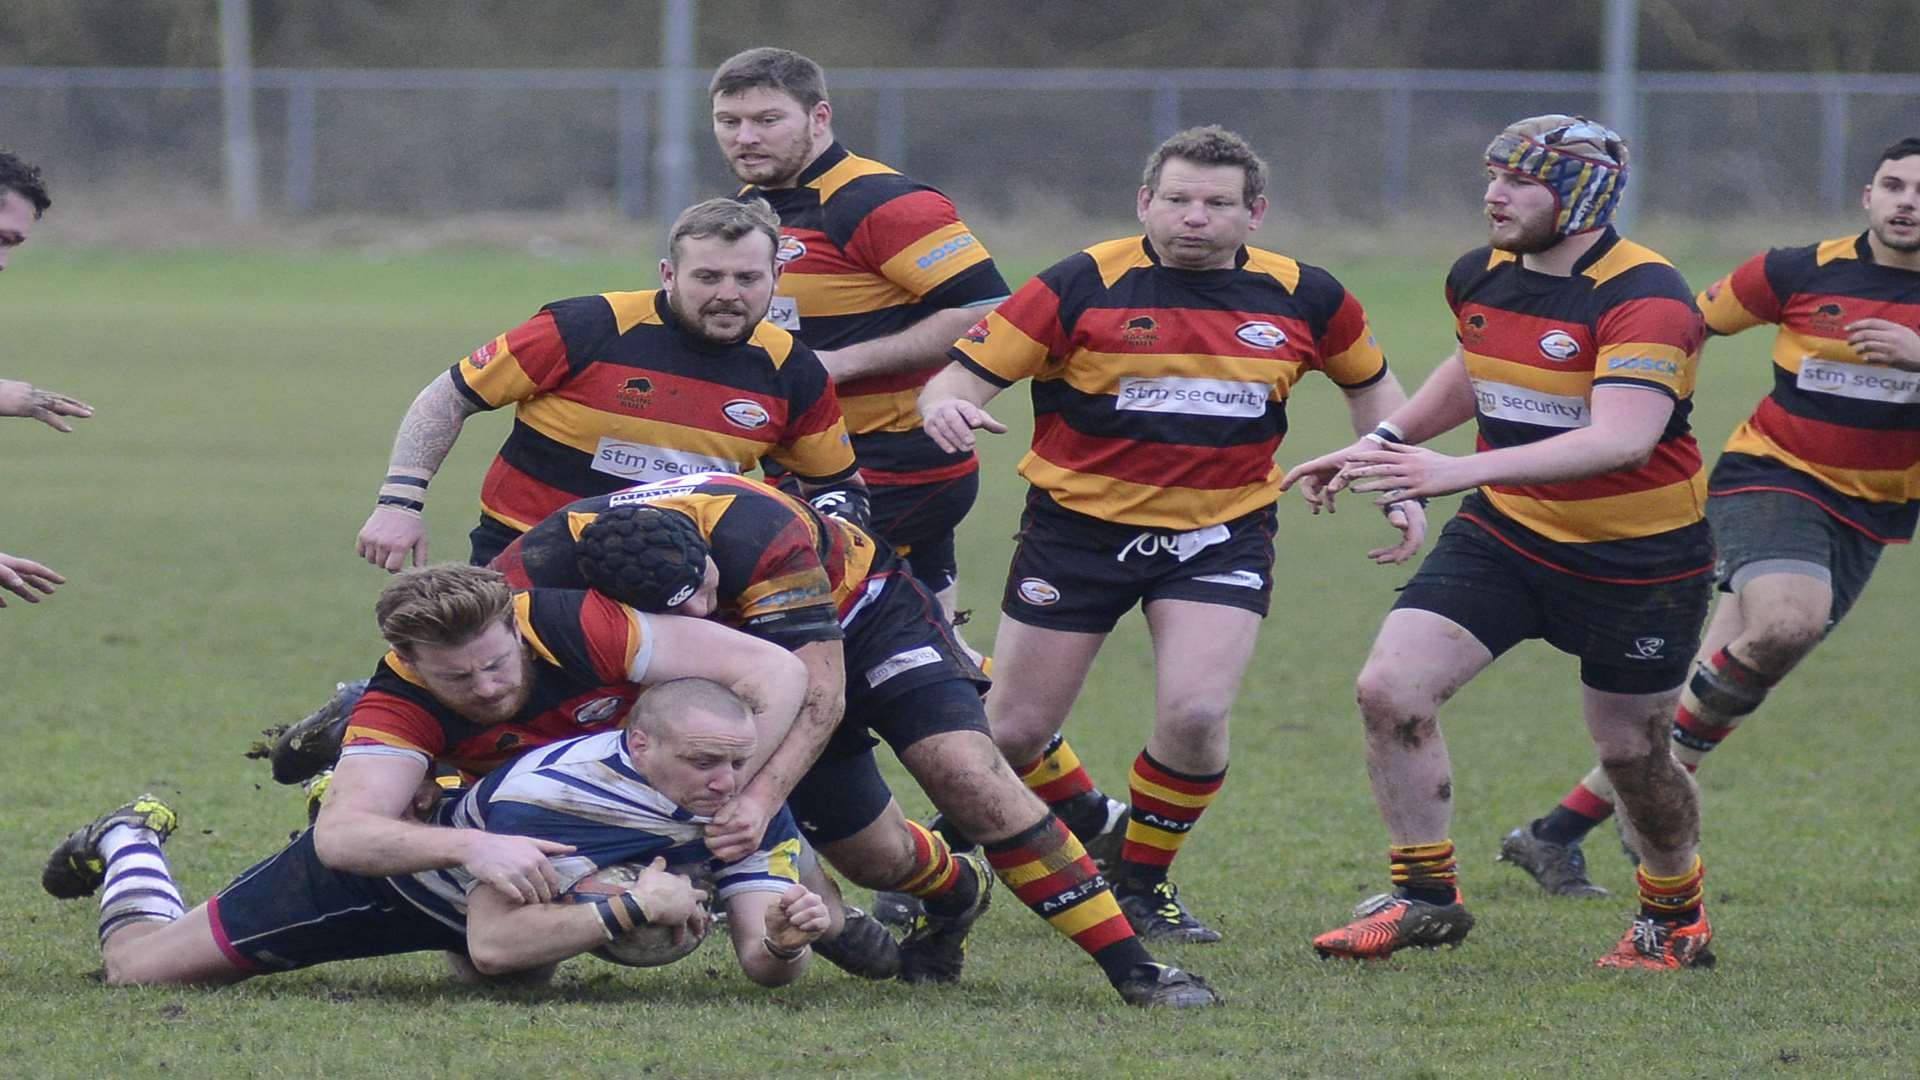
[743,317,801,365]
[1582,235,1693,302]
[541,290,662,342]
[1069,235,1153,289]
[1447,245,1507,290]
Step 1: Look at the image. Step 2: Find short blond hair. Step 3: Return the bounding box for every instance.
[667,197,780,265]
[374,564,514,656]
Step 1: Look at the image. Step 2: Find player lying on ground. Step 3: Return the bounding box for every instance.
[42,679,829,988]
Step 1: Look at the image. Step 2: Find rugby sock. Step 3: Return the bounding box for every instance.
[96,824,184,943]
[1671,703,1734,771]
[1672,646,1777,769]
[1116,751,1224,889]
[1017,735,1121,844]
[983,815,1150,987]
[1389,841,1460,906]
[1636,855,1705,922]
[1533,771,1617,844]
[889,820,977,918]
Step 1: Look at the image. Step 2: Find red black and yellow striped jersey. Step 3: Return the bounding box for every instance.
[743,142,1011,485]
[340,589,650,776]
[1698,233,1920,542]
[490,472,890,650]
[1446,228,1712,583]
[450,289,857,532]
[948,235,1388,528]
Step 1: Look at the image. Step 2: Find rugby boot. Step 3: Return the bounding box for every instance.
[302,769,334,826]
[1116,880,1222,944]
[1071,793,1132,875]
[897,852,993,984]
[1312,892,1475,960]
[41,794,179,900]
[1497,823,1610,897]
[1595,906,1715,970]
[812,906,901,980]
[1114,962,1224,1008]
[265,679,369,785]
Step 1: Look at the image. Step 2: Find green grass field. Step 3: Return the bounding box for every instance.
[2,239,1915,1078]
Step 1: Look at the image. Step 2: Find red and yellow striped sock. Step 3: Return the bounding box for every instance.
[1389,841,1459,904]
[888,819,971,916]
[1118,750,1224,887]
[984,815,1150,987]
[1015,734,1097,805]
[1637,855,1705,921]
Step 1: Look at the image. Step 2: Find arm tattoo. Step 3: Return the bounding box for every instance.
[389,373,484,476]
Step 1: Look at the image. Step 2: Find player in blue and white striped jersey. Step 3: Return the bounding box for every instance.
[40,679,831,989]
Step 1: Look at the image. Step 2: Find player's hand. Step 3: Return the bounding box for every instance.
[1340,444,1476,504]
[1280,438,1374,513]
[765,884,829,950]
[1846,317,1920,371]
[628,857,711,937]
[920,398,1006,454]
[460,833,574,904]
[357,505,429,572]
[0,552,64,608]
[702,792,773,863]
[1371,499,1428,565]
[0,379,93,432]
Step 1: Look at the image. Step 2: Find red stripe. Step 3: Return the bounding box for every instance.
[1069,914,1137,953]
[1074,306,1319,365]
[1750,396,1920,471]
[858,455,978,487]
[479,458,580,532]
[1727,253,1782,324]
[840,368,939,398]
[1129,790,1205,823]
[204,894,267,974]
[1455,511,1715,585]
[1032,418,1275,491]
[996,278,1073,358]
[847,189,960,265]
[1132,755,1225,797]
[1561,784,1614,820]
[1119,839,1176,867]
[1484,435,1701,502]
[502,310,572,389]
[1009,865,1090,907]
[1458,304,1596,372]
[984,840,1050,874]
[1596,295,1705,354]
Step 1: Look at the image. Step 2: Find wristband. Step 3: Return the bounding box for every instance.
[593,893,648,940]
[377,474,430,515]
[1363,420,1406,446]
[761,935,807,963]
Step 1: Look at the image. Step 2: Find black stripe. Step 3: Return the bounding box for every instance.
[377,495,426,513]
[494,420,629,500]
[848,428,972,473]
[384,474,429,488]
[1765,366,1920,431]
[1032,379,1286,450]
[448,365,492,410]
[952,352,1013,389]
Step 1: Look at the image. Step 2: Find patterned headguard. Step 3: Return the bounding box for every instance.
[1485,115,1629,236]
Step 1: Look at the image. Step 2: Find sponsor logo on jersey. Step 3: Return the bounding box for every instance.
[573,696,627,726]
[776,235,807,263]
[1538,329,1582,362]
[1115,376,1268,418]
[865,645,943,688]
[1796,357,1920,404]
[1016,577,1061,606]
[1234,320,1288,349]
[1606,356,1681,375]
[592,439,741,482]
[1471,379,1591,428]
[1122,315,1159,348]
[766,295,800,330]
[722,399,772,430]
[466,339,499,369]
[616,376,654,412]
[915,232,976,270]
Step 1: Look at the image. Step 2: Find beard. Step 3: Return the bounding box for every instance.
[667,288,763,345]
[1871,220,1920,253]
[1489,209,1561,255]
[728,130,815,187]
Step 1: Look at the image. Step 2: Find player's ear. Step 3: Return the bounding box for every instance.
[1136,186,1153,222]
[1247,194,1269,230]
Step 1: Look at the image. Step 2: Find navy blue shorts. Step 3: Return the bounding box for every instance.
[1001,490,1276,634]
[208,830,464,974]
[868,471,980,594]
[1707,489,1887,628]
[1393,515,1711,695]
[468,515,524,567]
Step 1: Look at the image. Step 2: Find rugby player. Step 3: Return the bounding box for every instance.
[491,472,1222,1006]
[710,48,1009,657]
[354,196,864,572]
[1285,116,1718,969]
[1500,136,1920,895]
[40,679,832,989]
[919,126,1417,943]
[0,149,92,609]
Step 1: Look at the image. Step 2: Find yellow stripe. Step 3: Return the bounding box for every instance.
[1697,277,1768,337]
[1461,352,1595,396]
[878,220,993,298]
[837,386,924,434]
[1128,774,1218,810]
[1123,823,1183,851]
[811,152,898,203]
[341,725,430,752]
[515,592,560,667]
[1019,454,1273,529]
[952,312,1050,384]
[1722,421,1920,502]
[736,569,833,619]
[769,425,857,477]
[1057,350,1299,396]
[618,604,643,678]
[514,397,772,461]
[1241,247,1304,292]
[603,290,661,335]
[1020,739,1083,783]
[1481,472,1707,543]
[1086,236,1155,288]
[1638,854,1703,889]
[1593,341,1695,396]
[1814,236,1860,266]
[1580,236,1675,287]
[1048,895,1125,937]
[460,348,540,408]
[1391,841,1455,859]
[993,850,1081,890]
[778,271,919,318]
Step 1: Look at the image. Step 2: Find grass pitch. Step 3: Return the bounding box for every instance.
[2,240,1916,1078]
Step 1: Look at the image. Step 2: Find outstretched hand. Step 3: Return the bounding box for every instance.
[0,379,92,432]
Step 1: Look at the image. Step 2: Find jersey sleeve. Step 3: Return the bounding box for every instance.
[516,590,652,685]
[1591,271,1705,400]
[1301,267,1388,388]
[339,684,445,767]
[946,259,1079,387]
[762,342,859,484]
[711,807,805,900]
[842,187,1010,309]
[1697,250,1783,337]
[447,305,580,410]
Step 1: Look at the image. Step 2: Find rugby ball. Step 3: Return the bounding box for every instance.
[564,862,710,968]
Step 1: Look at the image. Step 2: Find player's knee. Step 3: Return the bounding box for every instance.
[988,711,1057,766]
[1355,667,1438,747]
[1742,614,1825,672]
[1157,697,1230,744]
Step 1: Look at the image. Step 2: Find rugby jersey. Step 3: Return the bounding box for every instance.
[340,589,652,776]
[491,471,890,650]
[391,728,803,931]
[1699,233,1920,542]
[1447,228,1712,582]
[451,289,856,532]
[745,142,1010,485]
[949,235,1387,528]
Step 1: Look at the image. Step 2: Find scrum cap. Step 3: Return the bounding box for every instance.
[1486,115,1629,236]
[575,505,712,611]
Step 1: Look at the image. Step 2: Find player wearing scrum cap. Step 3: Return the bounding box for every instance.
[1501,136,1920,893]
[1284,116,1719,969]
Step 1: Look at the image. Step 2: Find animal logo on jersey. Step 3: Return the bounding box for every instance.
[1811,302,1848,334]
[722,399,772,430]
[466,339,500,370]
[1122,315,1160,348]
[776,235,807,264]
[573,696,626,727]
[1234,321,1289,350]
[616,377,655,412]
[493,732,523,753]
[1016,577,1061,606]
[1538,330,1582,362]
[1460,312,1489,344]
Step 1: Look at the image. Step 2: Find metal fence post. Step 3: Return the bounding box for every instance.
[1150,82,1181,143]
[1382,82,1412,212]
[618,78,650,219]
[876,86,907,171]
[1820,84,1851,210]
[285,77,316,214]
